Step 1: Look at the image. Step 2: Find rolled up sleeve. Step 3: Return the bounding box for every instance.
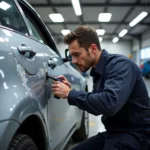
[68,59,136,116]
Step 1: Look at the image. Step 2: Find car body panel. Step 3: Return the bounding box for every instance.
[0,0,88,149]
[0,120,20,150]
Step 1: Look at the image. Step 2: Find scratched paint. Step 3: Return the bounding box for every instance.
[16,63,28,90]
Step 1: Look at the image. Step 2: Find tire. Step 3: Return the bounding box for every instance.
[72,111,89,142]
[8,134,37,150]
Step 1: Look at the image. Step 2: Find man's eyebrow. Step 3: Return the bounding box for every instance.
[71,52,81,55]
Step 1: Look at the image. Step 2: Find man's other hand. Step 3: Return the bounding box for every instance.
[52,80,72,99]
[57,75,71,88]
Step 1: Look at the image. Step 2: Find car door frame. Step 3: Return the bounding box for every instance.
[15,0,62,59]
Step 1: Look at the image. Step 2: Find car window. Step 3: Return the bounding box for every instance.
[24,12,46,44]
[0,0,28,35]
[19,1,62,58]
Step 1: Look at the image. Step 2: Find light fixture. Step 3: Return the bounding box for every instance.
[49,13,64,22]
[71,0,82,16]
[61,29,71,35]
[119,29,128,37]
[112,37,119,43]
[129,11,148,27]
[98,13,112,22]
[96,29,105,35]
[99,37,103,42]
[0,1,11,10]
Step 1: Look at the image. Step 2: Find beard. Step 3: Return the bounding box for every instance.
[76,51,94,72]
[78,66,88,72]
[76,62,91,72]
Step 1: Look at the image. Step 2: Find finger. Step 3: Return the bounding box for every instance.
[63,81,71,87]
[63,80,68,84]
[52,87,59,92]
[52,89,57,93]
[52,80,58,84]
[63,80,70,85]
[54,91,59,95]
[52,83,60,88]
[52,84,57,88]
[52,81,60,85]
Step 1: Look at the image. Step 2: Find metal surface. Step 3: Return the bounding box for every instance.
[0,0,88,149]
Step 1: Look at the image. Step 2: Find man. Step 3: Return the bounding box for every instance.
[52,26,150,149]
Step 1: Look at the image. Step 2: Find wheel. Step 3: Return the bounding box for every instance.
[72,111,89,142]
[8,134,37,150]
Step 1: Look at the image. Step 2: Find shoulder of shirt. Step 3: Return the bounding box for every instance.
[105,53,139,73]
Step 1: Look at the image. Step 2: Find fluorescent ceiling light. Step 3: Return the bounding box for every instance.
[71,0,82,16]
[0,1,11,10]
[49,13,64,22]
[61,29,70,35]
[119,29,128,37]
[98,13,112,22]
[96,29,105,35]
[99,37,103,42]
[129,11,148,27]
[112,37,119,43]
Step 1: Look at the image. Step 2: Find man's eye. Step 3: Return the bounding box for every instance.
[74,53,80,57]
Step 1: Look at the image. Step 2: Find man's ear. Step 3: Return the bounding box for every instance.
[90,44,97,54]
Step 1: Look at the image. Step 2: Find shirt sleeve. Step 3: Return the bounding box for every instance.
[68,59,137,116]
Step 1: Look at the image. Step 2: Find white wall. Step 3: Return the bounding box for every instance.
[132,39,140,65]
[101,40,131,57]
[142,29,150,48]
[57,40,131,58]
[57,43,68,58]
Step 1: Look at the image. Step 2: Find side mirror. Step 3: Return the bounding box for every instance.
[63,49,72,62]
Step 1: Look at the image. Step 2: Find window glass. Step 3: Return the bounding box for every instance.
[141,47,150,60]
[0,0,28,35]
[24,11,45,44]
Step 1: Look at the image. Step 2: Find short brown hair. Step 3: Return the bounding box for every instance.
[64,25,101,50]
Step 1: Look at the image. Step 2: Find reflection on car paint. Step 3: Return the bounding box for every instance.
[2,29,12,37]
[0,37,5,42]
[3,82,9,89]
[0,69,5,78]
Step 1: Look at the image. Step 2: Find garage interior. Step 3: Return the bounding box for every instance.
[27,0,150,149]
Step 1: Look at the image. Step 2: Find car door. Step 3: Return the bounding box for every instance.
[45,48,81,149]
[0,0,50,117]
[17,0,81,148]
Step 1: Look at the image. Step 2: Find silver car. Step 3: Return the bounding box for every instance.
[0,0,89,149]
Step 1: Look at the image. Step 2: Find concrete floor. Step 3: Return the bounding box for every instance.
[64,77,150,150]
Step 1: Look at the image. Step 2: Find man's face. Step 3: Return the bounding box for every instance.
[69,40,95,72]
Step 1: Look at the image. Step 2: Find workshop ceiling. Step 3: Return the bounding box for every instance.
[28,0,150,42]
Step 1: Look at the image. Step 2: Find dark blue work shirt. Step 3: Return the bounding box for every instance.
[68,49,150,132]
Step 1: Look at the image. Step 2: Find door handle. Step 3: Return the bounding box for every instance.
[17,44,36,58]
[48,57,58,69]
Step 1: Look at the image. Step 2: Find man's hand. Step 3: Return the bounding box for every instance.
[52,76,72,99]
[57,75,71,88]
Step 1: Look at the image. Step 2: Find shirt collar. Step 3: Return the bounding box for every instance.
[90,49,109,77]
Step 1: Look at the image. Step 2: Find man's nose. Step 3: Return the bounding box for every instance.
[72,57,77,64]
